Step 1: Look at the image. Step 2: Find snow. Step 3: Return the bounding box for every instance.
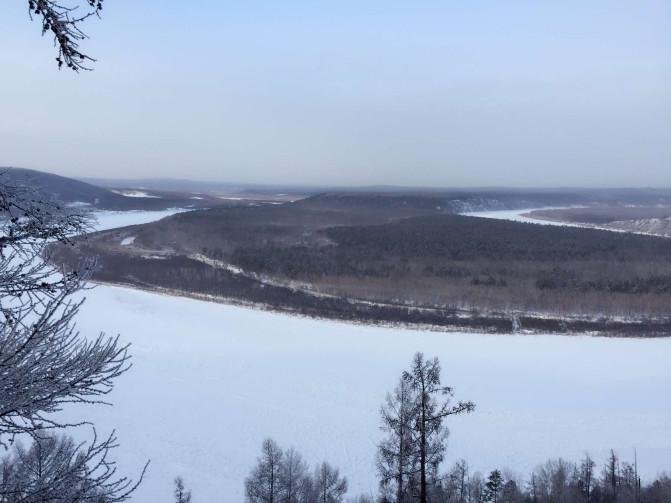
[89,209,188,231]
[53,208,670,501]
[464,207,671,238]
[462,207,581,226]
[60,286,671,502]
[111,190,161,198]
[120,236,136,246]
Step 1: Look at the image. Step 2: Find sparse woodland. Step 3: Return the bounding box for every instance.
[229,353,670,503]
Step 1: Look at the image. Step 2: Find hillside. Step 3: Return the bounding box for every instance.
[0,167,220,210]
[525,206,671,238]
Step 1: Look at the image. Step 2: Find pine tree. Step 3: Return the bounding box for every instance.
[484,470,503,503]
[402,353,475,503]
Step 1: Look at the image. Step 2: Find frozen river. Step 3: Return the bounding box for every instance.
[59,209,671,501]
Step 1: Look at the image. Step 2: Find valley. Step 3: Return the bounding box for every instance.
[66,283,671,502]
[51,189,671,336]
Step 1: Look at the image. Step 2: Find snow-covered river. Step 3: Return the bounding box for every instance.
[463,207,557,223]
[463,206,584,226]
[62,209,670,501]
[91,208,191,231]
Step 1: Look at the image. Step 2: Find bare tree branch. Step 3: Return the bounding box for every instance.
[0,172,146,499]
[27,0,104,71]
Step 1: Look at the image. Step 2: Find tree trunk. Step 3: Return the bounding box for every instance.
[419,376,427,503]
[397,436,404,503]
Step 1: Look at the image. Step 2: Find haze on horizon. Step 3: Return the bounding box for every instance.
[0,1,669,188]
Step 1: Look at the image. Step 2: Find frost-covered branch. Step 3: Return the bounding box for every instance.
[0,173,144,499]
[0,432,148,502]
[26,0,104,71]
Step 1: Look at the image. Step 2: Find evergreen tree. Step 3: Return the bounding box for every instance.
[402,352,475,503]
[484,470,503,503]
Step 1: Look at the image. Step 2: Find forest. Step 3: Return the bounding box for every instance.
[51,192,671,335]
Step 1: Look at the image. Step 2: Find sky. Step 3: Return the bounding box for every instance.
[0,1,669,187]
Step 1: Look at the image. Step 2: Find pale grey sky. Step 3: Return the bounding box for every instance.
[0,1,669,187]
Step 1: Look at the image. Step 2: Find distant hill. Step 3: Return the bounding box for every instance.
[0,167,220,210]
[79,176,317,198]
[7,167,671,213]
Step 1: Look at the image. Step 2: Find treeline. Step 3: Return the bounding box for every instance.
[171,353,669,502]
[373,355,669,503]
[233,215,671,277]
[421,451,670,503]
[227,216,671,319]
[244,439,348,503]
[62,192,671,324]
[51,241,671,336]
[237,442,671,503]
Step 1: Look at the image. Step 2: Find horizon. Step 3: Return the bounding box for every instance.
[1,1,669,187]
[6,165,671,192]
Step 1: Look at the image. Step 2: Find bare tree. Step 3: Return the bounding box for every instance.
[447,459,470,503]
[377,377,416,503]
[174,476,192,503]
[602,450,619,501]
[578,454,595,502]
[0,174,146,499]
[245,440,348,503]
[0,432,143,502]
[402,352,475,503]
[26,0,104,71]
[279,447,309,503]
[246,439,285,503]
[313,462,347,503]
[348,496,374,503]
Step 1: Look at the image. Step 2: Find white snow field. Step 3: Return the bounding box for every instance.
[64,286,671,502]
[90,208,188,232]
[54,208,670,501]
[463,207,579,225]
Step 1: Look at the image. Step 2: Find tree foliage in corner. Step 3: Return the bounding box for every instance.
[0,172,146,501]
[27,0,104,71]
